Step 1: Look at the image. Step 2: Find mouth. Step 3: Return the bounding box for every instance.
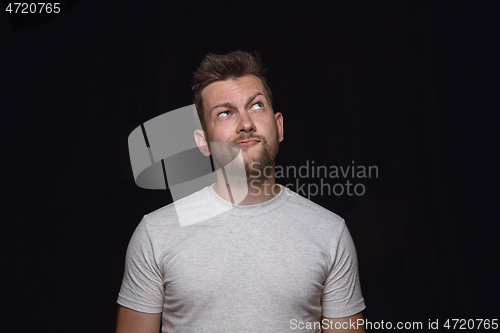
[236,139,260,147]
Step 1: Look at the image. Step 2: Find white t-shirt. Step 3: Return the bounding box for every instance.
[117,184,365,332]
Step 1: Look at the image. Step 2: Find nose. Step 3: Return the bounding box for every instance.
[237,109,256,134]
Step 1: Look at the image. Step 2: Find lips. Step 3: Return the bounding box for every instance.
[236,139,260,147]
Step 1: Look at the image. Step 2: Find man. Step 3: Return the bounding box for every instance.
[116,51,365,332]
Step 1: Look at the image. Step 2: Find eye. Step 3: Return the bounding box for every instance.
[218,111,230,118]
[252,102,264,110]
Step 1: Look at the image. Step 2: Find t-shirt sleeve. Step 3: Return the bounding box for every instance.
[321,223,366,318]
[117,216,164,313]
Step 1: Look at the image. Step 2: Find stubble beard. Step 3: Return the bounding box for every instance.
[211,131,280,188]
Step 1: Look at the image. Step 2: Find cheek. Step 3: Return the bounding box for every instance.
[267,121,279,135]
[205,128,217,143]
[207,126,232,143]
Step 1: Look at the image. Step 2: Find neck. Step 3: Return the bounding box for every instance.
[213,166,281,205]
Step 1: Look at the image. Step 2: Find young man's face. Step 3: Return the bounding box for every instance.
[200,74,284,178]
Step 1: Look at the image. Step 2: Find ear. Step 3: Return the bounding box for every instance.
[274,112,284,142]
[194,129,211,156]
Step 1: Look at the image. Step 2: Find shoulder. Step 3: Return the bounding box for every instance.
[280,187,346,232]
[141,186,210,232]
[284,187,345,223]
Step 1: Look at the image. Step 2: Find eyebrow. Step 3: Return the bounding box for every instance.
[210,92,265,114]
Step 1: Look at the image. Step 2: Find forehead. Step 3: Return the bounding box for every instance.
[202,75,265,111]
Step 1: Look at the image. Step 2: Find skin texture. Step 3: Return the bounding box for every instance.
[115,306,161,333]
[194,74,284,205]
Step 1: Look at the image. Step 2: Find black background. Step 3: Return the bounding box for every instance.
[2,1,499,332]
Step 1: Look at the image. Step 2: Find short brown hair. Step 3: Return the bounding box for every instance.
[192,51,273,132]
